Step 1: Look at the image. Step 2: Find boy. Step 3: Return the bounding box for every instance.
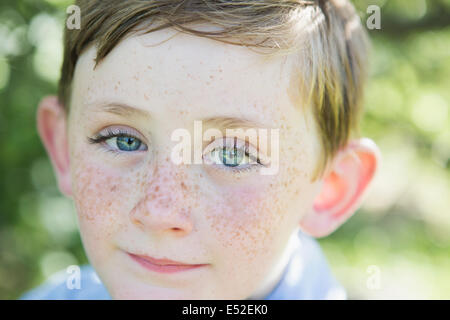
[21,0,379,299]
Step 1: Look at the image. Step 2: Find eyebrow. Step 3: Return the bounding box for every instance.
[202,116,275,130]
[90,102,274,129]
[90,102,151,118]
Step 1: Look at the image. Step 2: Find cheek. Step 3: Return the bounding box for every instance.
[202,159,315,268]
[205,182,288,260]
[200,177,302,297]
[71,156,148,239]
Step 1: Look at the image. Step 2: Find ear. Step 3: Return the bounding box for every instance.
[36,96,72,197]
[300,138,380,238]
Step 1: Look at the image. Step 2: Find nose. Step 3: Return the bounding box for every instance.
[129,166,195,238]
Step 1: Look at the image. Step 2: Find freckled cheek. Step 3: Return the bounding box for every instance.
[72,162,145,235]
[203,184,288,295]
[206,184,284,258]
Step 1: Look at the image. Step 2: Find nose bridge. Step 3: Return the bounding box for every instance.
[130,158,195,235]
[148,159,190,206]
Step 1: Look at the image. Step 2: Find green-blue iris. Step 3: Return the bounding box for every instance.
[116,136,142,151]
[220,147,244,167]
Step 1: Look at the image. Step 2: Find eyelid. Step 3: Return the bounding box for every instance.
[98,125,145,140]
[203,136,270,166]
[90,125,147,143]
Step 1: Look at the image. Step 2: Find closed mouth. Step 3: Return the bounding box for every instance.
[127,253,208,273]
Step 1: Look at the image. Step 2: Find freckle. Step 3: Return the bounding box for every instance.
[209,75,214,79]
[110,185,117,192]
[147,65,152,70]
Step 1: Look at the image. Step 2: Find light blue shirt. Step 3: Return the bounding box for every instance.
[20,230,346,300]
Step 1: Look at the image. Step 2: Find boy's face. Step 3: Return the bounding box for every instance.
[65,27,324,299]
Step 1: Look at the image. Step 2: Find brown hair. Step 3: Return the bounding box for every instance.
[59,0,369,178]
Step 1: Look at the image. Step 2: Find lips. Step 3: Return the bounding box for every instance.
[128,253,208,274]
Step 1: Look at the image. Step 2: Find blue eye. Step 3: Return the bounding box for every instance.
[88,127,148,153]
[107,136,143,152]
[204,138,263,173]
[213,147,245,167]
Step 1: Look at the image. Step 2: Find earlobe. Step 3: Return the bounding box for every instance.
[36,96,72,197]
[300,138,380,238]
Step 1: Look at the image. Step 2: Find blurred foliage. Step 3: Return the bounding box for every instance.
[0,0,449,299]
[321,0,450,299]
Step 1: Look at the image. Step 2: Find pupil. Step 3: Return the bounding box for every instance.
[222,147,240,167]
[117,136,140,151]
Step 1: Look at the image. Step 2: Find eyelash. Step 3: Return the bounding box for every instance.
[203,138,266,174]
[87,127,147,153]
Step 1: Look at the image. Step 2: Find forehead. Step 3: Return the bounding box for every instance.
[72,26,304,127]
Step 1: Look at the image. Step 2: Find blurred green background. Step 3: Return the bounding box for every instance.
[0,0,449,299]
